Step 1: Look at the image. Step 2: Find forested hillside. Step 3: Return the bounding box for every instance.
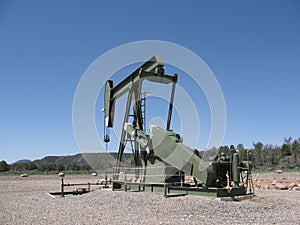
[1,136,299,174]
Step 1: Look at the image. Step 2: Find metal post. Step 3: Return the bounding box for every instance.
[61,179,63,196]
[104,141,109,188]
[180,171,183,187]
[124,167,127,192]
[164,165,168,197]
[166,74,177,130]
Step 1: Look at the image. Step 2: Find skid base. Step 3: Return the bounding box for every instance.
[112,181,247,198]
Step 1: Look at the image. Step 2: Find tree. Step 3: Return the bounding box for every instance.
[38,163,56,172]
[57,164,65,172]
[193,149,201,158]
[281,143,291,156]
[291,139,299,163]
[263,144,274,167]
[25,163,38,170]
[202,147,219,161]
[284,136,293,147]
[81,164,92,172]
[283,136,292,156]
[68,163,80,171]
[0,160,10,172]
[219,146,230,156]
[254,141,263,150]
[237,143,244,152]
[239,149,249,161]
[253,141,264,166]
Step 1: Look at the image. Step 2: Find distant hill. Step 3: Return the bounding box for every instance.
[30,152,133,172]
[13,159,32,164]
[33,154,86,165]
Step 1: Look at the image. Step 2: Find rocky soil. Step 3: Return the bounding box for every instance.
[0,172,299,225]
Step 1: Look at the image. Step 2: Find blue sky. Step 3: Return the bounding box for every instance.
[1,1,300,163]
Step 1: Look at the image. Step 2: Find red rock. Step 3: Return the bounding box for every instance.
[271,180,277,185]
[293,187,300,191]
[275,182,287,190]
[288,182,297,190]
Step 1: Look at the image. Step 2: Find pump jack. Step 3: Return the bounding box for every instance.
[103,56,253,197]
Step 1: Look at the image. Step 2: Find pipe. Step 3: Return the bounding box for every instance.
[232,153,240,186]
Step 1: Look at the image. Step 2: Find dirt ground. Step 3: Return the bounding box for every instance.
[0,173,299,225]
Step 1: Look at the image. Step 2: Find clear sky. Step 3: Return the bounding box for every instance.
[1,0,300,163]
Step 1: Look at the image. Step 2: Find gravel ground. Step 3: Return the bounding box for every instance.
[0,173,299,225]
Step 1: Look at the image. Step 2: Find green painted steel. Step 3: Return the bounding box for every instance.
[150,126,210,185]
[112,181,247,198]
[106,56,252,198]
[232,153,240,186]
[104,80,114,127]
[104,56,176,129]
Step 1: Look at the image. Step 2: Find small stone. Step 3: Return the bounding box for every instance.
[288,182,297,190]
[275,170,283,173]
[275,182,287,190]
[20,174,28,177]
[271,180,277,185]
[293,187,300,191]
[58,172,65,177]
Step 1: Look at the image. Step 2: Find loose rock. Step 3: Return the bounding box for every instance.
[58,172,65,177]
[1,173,300,224]
[288,182,297,190]
[275,182,288,190]
[271,180,277,185]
